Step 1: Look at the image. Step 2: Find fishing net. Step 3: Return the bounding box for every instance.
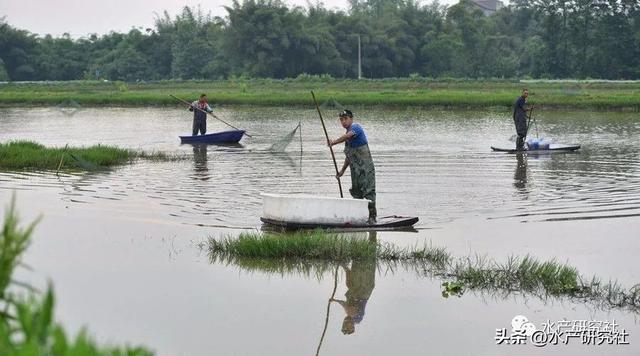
[55,99,82,116]
[268,122,302,152]
[319,97,345,111]
[259,96,348,153]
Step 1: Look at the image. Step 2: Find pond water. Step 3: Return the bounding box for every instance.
[1,106,639,355]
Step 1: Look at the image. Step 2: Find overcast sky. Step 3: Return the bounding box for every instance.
[1,0,460,37]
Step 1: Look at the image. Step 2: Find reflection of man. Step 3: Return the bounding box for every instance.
[331,232,376,335]
[513,153,527,191]
[192,144,209,179]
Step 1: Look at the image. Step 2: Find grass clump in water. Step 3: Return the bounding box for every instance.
[0,140,173,170]
[209,230,452,270]
[206,230,640,313]
[451,255,580,297]
[209,230,378,261]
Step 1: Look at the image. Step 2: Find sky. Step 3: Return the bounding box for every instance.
[0,0,460,37]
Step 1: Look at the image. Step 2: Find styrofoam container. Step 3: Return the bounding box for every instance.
[261,193,369,225]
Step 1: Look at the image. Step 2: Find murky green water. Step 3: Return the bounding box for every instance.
[1,107,639,355]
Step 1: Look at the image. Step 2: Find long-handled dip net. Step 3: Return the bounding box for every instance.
[266,97,345,153]
[268,121,303,153]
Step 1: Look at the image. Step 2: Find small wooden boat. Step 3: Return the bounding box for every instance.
[491,144,581,154]
[180,130,245,144]
[260,193,419,230]
[261,215,419,231]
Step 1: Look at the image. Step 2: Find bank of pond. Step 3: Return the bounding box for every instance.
[1,79,639,110]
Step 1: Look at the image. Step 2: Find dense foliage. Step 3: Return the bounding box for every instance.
[1,0,639,81]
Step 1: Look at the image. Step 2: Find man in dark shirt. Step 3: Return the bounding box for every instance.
[513,89,532,150]
[189,93,213,135]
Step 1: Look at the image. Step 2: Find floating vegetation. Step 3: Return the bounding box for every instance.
[208,230,450,268]
[206,231,640,314]
[0,140,179,171]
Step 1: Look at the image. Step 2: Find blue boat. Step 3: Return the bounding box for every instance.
[179,130,245,144]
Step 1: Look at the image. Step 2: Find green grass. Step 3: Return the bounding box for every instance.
[0,196,152,355]
[208,230,451,268]
[206,230,640,313]
[209,230,379,260]
[1,78,639,110]
[0,140,174,170]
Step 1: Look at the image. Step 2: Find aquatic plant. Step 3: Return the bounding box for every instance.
[209,230,378,261]
[206,231,640,314]
[0,140,176,170]
[0,197,152,355]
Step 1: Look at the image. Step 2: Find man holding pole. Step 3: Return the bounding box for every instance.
[513,88,533,151]
[189,93,214,135]
[328,110,377,225]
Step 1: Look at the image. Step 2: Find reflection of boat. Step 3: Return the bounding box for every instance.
[491,143,580,153]
[260,193,418,230]
[180,130,245,144]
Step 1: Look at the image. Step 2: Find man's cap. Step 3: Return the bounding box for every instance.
[339,109,353,118]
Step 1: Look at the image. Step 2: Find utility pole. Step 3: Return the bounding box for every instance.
[357,34,362,80]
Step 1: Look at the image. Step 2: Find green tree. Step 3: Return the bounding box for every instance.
[0,58,9,81]
[170,6,217,79]
[0,19,38,80]
[35,34,89,80]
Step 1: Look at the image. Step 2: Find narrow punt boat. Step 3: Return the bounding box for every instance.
[491,143,580,154]
[260,193,419,230]
[180,130,245,144]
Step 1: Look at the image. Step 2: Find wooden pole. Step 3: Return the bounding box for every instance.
[524,106,538,138]
[55,144,68,176]
[170,94,252,137]
[311,91,343,198]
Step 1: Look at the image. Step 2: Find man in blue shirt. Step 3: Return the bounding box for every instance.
[328,110,377,224]
[513,89,533,150]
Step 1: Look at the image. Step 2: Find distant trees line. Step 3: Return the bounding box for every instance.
[1,0,639,81]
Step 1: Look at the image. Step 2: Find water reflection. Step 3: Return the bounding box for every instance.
[192,144,209,180]
[268,151,302,173]
[513,153,528,194]
[332,260,376,335]
[331,232,377,335]
[206,233,640,317]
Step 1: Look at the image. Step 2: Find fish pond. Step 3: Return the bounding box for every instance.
[0,106,639,355]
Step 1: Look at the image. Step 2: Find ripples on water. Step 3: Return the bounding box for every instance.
[0,107,638,227]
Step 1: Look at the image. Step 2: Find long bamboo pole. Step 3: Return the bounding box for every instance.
[311,91,343,198]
